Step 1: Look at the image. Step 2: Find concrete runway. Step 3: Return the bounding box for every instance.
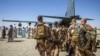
[0,37,68,56]
[0,30,100,56]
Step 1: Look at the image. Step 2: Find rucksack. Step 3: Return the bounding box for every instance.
[37,24,45,38]
[79,24,97,52]
[35,23,51,39]
[86,28,97,52]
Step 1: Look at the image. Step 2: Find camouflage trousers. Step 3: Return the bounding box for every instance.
[45,40,59,56]
[75,46,93,56]
[60,39,66,51]
[36,38,60,56]
[51,45,59,56]
[70,35,88,56]
[45,40,53,56]
[70,35,79,56]
[36,39,46,56]
[71,36,92,56]
[91,39,97,52]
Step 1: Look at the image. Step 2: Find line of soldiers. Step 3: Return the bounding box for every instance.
[33,16,97,56]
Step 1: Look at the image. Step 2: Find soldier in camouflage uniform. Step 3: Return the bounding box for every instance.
[68,18,80,56]
[59,25,67,51]
[50,22,61,56]
[34,16,51,56]
[76,18,94,56]
[44,23,53,56]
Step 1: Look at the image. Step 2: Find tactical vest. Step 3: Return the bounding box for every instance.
[69,24,81,42]
[61,28,66,35]
[52,27,60,39]
[59,28,67,40]
[52,27,61,45]
[69,24,80,36]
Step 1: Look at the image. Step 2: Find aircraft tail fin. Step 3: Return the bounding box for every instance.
[65,0,75,17]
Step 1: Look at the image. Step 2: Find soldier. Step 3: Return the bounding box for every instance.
[59,25,67,51]
[50,21,61,56]
[34,16,51,56]
[77,18,94,56]
[44,23,52,56]
[68,18,77,56]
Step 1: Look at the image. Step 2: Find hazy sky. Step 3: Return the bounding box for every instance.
[0,0,100,28]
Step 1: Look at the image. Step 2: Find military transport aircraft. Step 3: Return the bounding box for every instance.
[40,0,94,27]
[2,0,93,27]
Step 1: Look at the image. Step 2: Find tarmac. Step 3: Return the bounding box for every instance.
[0,30,100,56]
[0,37,68,56]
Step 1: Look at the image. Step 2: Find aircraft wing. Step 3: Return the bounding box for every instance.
[41,15,94,20]
[2,20,52,24]
[40,15,70,19]
[76,18,94,20]
[2,20,36,23]
[86,18,94,20]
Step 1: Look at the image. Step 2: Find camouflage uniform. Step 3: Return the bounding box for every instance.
[68,24,80,56]
[34,22,51,56]
[85,26,97,53]
[50,27,61,56]
[76,24,95,56]
[45,36,53,56]
[59,27,67,51]
[36,39,46,56]
[45,24,52,56]
[91,28,97,52]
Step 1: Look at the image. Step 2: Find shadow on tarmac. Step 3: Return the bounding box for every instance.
[0,38,5,41]
[8,40,24,42]
[92,54,96,56]
[13,40,24,42]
